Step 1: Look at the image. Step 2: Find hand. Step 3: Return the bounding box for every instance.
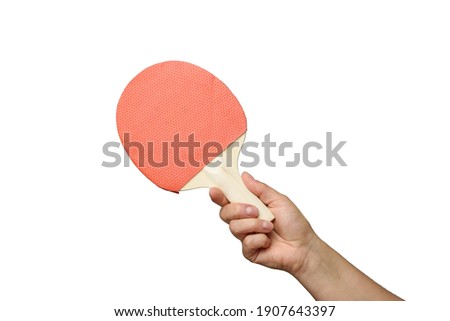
[209,172,318,276]
[210,172,403,301]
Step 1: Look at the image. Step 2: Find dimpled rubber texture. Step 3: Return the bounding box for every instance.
[116,61,247,192]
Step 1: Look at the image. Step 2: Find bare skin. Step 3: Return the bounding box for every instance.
[209,172,402,301]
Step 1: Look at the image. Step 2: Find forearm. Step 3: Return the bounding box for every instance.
[293,237,402,301]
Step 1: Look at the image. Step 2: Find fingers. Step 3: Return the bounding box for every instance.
[218,203,258,223]
[229,218,274,241]
[242,234,271,262]
[209,187,229,207]
[241,172,285,206]
[209,179,274,262]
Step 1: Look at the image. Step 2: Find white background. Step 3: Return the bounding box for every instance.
[1,1,449,320]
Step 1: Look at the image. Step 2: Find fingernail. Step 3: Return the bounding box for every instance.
[245,206,256,216]
[262,221,273,231]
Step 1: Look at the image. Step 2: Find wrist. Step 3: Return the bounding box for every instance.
[289,233,403,301]
[290,237,372,300]
[290,234,325,282]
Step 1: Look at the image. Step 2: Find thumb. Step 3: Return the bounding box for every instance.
[241,172,284,206]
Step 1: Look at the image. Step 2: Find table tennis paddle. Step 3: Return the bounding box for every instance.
[116,61,274,221]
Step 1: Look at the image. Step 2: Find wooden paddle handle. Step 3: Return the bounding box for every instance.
[205,166,275,221]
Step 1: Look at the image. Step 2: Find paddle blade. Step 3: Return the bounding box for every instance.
[116,61,247,192]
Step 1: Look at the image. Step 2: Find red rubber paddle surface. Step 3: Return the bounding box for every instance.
[116,61,247,192]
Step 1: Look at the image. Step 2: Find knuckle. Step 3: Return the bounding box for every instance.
[242,236,252,248]
[229,220,237,233]
[219,207,227,220]
[229,220,244,237]
[220,204,237,220]
[278,193,289,202]
[282,193,295,205]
